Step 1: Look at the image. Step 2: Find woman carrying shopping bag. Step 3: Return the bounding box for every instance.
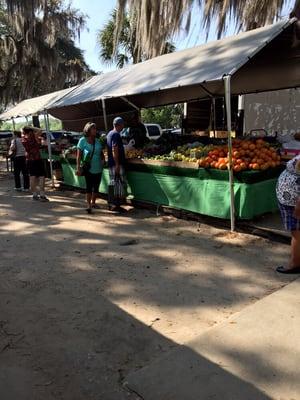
[76,122,105,214]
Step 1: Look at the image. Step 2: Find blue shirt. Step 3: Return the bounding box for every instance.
[106,130,126,168]
[77,137,103,174]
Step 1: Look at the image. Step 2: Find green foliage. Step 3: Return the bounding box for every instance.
[116,1,298,59]
[141,105,183,129]
[1,117,62,131]
[0,1,94,105]
[98,8,175,68]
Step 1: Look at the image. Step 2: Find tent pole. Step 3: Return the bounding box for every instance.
[212,98,216,136]
[224,75,235,232]
[44,111,54,188]
[101,98,108,131]
[183,102,188,135]
[12,118,16,131]
[120,96,139,111]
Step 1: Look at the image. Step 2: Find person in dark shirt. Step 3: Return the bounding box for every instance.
[128,113,147,149]
[106,117,127,212]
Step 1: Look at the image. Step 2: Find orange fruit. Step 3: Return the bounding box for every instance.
[234,165,242,172]
[252,163,260,170]
[261,163,268,170]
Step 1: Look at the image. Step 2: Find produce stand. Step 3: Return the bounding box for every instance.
[1,19,297,226]
[60,156,282,220]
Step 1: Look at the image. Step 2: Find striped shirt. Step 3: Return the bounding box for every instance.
[10,138,26,157]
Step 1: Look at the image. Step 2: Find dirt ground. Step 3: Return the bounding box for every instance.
[0,169,296,400]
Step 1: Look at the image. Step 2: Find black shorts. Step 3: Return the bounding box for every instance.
[84,172,102,194]
[28,159,46,177]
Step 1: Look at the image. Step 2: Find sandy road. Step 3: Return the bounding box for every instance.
[0,172,295,399]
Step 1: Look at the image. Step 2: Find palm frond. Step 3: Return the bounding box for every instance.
[116,0,297,58]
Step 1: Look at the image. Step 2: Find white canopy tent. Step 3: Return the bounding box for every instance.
[0,86,78,186]
[0,86,77,120]
[48,18,298,123]
[47,18,299,231]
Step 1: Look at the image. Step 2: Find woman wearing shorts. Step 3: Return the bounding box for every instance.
[76,122,104,214]
[276,155,300,273]
[22,126,49,202]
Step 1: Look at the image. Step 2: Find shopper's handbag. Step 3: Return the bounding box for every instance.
[8,139,17,159]
[107,181,115,204]
[80,142,95,175]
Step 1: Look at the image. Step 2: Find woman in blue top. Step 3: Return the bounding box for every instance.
[76,122,104,214]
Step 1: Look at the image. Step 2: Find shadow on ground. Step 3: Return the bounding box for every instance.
[0,171,294,399]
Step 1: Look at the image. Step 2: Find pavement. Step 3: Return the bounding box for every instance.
[126,279,300,400]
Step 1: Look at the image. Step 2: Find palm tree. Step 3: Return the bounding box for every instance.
[0,0,92,105]
[98,8,175,68]
[115,0,300,59]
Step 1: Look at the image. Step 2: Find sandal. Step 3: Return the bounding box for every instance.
[276,266,300,274]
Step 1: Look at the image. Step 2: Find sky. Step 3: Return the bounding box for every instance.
[72,0,295,73]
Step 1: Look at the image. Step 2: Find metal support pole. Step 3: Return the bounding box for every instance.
[120,96,139,111]
[44,111,54,188]
[101,98,108,132]
[212,98,216,136]
[237,95,245,136]
[12,118,16,131]
[224,75,235,232]
[183,102,188,135]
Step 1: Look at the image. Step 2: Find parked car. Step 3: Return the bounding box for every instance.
[171,128,183,135]
[0,130,13,139]
[145,124,163,140]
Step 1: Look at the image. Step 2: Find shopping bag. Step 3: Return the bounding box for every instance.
[108,182,115,205]
[114,177,126,199]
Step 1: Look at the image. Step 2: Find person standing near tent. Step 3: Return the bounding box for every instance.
[127,113,148,149]
[107,117,127,212]
[276,155,300,274]
[76,122,104,214]
[22,126,49,202]
[9,131,29,192]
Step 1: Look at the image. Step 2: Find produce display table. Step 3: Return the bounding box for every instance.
[60,157,283,220]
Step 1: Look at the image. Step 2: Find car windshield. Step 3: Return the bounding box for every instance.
[147,125,160,137]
